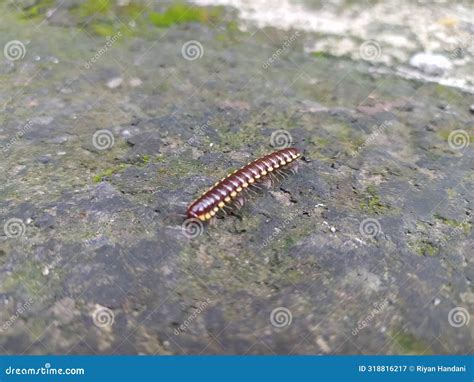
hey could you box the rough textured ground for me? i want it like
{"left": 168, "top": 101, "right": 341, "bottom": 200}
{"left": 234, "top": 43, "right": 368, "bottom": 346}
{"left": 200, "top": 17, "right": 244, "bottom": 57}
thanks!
{"left": 0, "top": 1, "right": 472, "bottom": 355}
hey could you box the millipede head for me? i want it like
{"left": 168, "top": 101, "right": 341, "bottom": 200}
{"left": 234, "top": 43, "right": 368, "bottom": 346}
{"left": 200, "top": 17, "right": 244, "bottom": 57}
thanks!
{"left": 186, "top": 210, "right": 199, "bottom": 220}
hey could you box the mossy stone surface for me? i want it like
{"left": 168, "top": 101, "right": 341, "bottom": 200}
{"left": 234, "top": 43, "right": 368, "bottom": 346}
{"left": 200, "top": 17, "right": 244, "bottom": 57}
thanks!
{"left": 0, "top": 1, "right": 472, "bottom": 355}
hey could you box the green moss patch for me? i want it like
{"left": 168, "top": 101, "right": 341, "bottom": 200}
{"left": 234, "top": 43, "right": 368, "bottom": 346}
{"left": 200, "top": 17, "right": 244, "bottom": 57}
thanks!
{"left": 359, "top": 185, "right": 390, "bottom": 214}
{"left": 149, "top": 4, "right": 222, "bottom": 28}
{"left": 92, "top": 164, "right": 128, "bottom": 183}
{"left": 390, "top": 331, "right": 432, "bottom": 354}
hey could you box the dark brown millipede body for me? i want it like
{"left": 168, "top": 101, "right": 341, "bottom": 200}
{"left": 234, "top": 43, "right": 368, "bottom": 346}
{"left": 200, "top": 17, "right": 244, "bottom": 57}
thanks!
{"left": 186, "top": 148, "right": 301, "bottom": 222}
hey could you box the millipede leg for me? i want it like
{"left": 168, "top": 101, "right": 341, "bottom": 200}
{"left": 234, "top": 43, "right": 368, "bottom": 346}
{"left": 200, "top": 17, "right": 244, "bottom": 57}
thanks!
{"left": 234, "top": 196, "right": 245, "bottom": 209}
{"left": 277, "top": 168, "right": 290, "bottom": 177}
{"left": 216, "top": 208, "right": 228, "bottom": 218}
{"left": 290, "top": 162, "right": 300, "bottom": 174}
{"left": 261, "top": 177, "right": 273, "bottom": 189}
{"left": 222, "top": 205, "right": 234, "bottom": 214}
{"left": 273, "top": 170, "right": 287, "bottom": 181}
{"left": 246, "top": 188, "right": 259, "bottom": 197}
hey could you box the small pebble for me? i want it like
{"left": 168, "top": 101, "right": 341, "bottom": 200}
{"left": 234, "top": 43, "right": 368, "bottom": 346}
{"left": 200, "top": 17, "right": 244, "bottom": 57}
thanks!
{"left": 121, "top": 129, "right": 132, "bottom": 138}
{"left": 409, "top": 53, "right": 452, "bottom": 76}
{"left": 37, "top": 155, "right": 51, "bottom": 164}
{"left": 31, "top": 116, "right": 54, "bottom": 125}
{"left": 433, "top": 298, "right": 441, "bottom": 306}
{"left": 50, "top": 135, "right": 68, "bottom": 144}
{"left": 107, "top": 77, "right": 123, "bottom": 89}
{"left": 129, "top": 78, "right": 142, "bottom": 87}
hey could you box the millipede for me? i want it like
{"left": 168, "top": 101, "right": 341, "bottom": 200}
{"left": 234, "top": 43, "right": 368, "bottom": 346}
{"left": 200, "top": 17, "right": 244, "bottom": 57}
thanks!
{"left": 186, "top": 147, "right": 301, "bottom": 222}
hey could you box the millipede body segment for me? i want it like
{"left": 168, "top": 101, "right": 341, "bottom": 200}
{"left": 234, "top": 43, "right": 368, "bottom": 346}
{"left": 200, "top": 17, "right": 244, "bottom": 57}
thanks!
{"left": 186, "top": 148, "right": 301, "bottom": 221}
